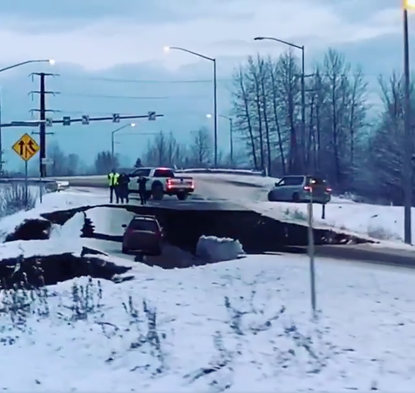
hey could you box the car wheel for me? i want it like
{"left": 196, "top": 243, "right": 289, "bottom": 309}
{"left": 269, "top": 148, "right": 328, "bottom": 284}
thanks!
{"left": 177, "top": 192, "right": 187, "bottom": 201}
{"left": 122, "top": 246, "right": 129, "bottom": 254}
{"left": 152, "top": 184, "right": 164, "bottom": 200}
{"left": 267, "top": 191, "right": 276, "bottom": 202}
{"left": 292, "top": 192, "right": 300, "bottom": 202}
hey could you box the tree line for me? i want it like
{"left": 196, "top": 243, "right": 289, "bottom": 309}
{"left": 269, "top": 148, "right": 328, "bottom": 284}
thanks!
{"left": 230, "top": 48, "right": 415, "bottom": 205}
{"left": 8, "top": 46, "right": 412, "bottom": 205}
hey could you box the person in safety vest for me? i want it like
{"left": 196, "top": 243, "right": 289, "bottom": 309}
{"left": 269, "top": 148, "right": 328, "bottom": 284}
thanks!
{"left": 108, "top": 169, "right": 120, "bottom": 203}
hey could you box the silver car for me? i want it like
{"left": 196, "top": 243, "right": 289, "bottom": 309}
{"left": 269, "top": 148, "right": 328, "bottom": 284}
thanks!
{"left": 267, "top": 175, "right": 332, "bottom": 204}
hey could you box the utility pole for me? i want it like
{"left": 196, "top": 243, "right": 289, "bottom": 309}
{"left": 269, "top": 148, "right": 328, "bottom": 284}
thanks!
{"left": 403, "top": 6, "right": 412, "bottom": 244}
{"left": 0, "top": 86, "right": 3, "bottom": 175}
{"left": 29, "top": 72, "right": 59, "bottom": 177}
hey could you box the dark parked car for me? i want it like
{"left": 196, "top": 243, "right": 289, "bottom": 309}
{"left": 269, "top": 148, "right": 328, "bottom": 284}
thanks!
{"left": 122, "top": 215, "right": 163, "bottom": 256}
{"left": 267, "top": 175, "right": 332, "bottom": 204}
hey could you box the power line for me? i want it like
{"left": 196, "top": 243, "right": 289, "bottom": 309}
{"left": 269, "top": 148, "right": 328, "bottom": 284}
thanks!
{"left": 59, "top": 93, "right": 169, "bottom": 100}
{"left": 56, "top": 93, "right": 216, "bottom": 100}
{"left": 59, "top": 75, "right": 232, "bottom": 84}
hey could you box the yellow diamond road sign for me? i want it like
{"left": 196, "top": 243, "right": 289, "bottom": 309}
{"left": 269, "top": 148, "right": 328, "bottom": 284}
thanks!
{"left": 12, "top": 133, "right": 40, "bottom": 161}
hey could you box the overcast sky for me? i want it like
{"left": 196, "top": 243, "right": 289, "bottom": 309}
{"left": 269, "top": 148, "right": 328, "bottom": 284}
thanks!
{"left": 0, "top": 0, "right": 413, "bottom": 170}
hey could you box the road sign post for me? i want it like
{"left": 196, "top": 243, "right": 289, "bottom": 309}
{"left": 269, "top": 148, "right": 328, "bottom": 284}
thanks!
{"left": 307, "top": 183, "right": 317, "bottom": 319}
{"left": 12, "top": 133, "right": 40, "bottom": 207}
{"left": 24, "top": 160, "right": 28, "bottom": 206}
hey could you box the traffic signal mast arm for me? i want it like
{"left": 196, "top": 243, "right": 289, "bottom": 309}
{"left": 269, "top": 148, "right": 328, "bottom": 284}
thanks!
{"left": 0, "top": 113, "right": 163, "bottom": 128}
{"left": 55, "top": 113, "right": 163, "bottom": 125}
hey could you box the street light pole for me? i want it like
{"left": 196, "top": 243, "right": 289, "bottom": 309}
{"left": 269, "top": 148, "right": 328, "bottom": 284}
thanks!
{"left": 219, "top": 114, "right": 233, "bottom": 166}
{"left": 111, "top": 123, "right": 136, "bottom": 167}
{"left": 165, "top": 46, "right": 218, "bottom": 167}
{"left": 0, "top": 59, "right": 55, "bottom": 74}
{"left": 254, "top": 36, "right": 305, "bottom": 172}
{"left": 403, "top": 2, "right": 412, "bottom": 244}
{"left": 213, "top": 58, "right": 218, "bottom": 167}
{"left": 255, "top": 35, "right": 314, "bottom": 316}
{"left": 0, "top": 59, "right": 54, "bottom": 176}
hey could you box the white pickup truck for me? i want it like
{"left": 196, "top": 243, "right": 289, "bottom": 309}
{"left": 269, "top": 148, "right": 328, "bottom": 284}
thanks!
{"left": 128, "top": 167, "right": 195, "bottom": 201}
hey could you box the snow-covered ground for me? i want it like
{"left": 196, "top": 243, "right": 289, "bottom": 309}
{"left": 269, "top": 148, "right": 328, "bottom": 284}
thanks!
{"left": 1, "top": 180, "right": 415, "bottom": 390}
{"left": 246, "top": 199, "right": 415, "bottom": 245}
{"left": 0, "top": 188, "right": 108, "bottom": 242}
{"left": 193, "top": 173, "right": 415, "bottom": 246}
{"left": 1, "top": 254, "right": 415, "bottom": 391}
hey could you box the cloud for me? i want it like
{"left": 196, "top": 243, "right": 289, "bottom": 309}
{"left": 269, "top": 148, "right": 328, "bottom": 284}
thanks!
{"left": 0, "top": 0, "right": 412, "bottom": 170}
{"left": 0, "top": 0, "right": 406, "bottom": 72}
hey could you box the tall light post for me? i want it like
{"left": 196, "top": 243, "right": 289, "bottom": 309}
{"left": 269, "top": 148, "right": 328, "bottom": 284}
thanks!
{"left": 164, "top": 46, "right": 218, "bottom": 167}
{"left": 0, "top": 59, "right": 55, "bottom": 74}
{"left": 111, "top": 123, "right": 136, "bottom": 167}
{"left": 403, "top": 0, "right": 413, "bottom": 244}
{"left": 0, "top": 59, "right": 54, "bottom": 176}
{"left": 254, "top": 36, "right": 305, "bottom": 172}
{"left": 207, "top": 113, "right": 233, "bottom": 166}
{"left": 255, "top": 36, "right": 314, "bottom": 316}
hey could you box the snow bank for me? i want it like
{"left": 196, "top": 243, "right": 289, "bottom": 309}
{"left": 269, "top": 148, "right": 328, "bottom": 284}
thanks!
{"left": 1, "top": 254, "right": 415, "bottom": 391}
{"left": 247, "top": 200, "right": 415, "bottom": 246}
{"left": 0, "top": 238, "right": 86, "bottom": 260}
{"left": 50, "top": 211, "right": 85, "bottom": 239}
{"left": 196, "top": 235, "right": 244, "bottom": 262}
{"left": 178, "top": 168, "right": 263, "bottom": 175}
{"left": 86, "top": 206, "right": 135, "bottom": 236}
{"left": 0, "top": 190, "right": 108, "bottom": 242}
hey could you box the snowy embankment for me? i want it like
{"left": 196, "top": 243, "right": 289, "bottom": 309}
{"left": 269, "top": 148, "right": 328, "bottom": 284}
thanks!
{"left": 1, "top": 185, "right": 415, "bottom": 390}
{"left": 2, "top": 255, "right": 415, "bottom": 391}
{"left": 193, "top": 172, "right": 415, "bottom": 246}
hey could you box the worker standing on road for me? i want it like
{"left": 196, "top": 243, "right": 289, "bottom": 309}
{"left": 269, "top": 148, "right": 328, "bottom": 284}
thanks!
{"left": 118, "top": 172, "right": 130, "bottom": 204}
{"left": 138, "top": 175, "right": 148, "bottom": 205}
{"left": 108, "top": 168, "right": 120, "bottom": 203}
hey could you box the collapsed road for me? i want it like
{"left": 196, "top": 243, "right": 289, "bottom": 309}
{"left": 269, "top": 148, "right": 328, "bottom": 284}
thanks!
{"left": 1, "top": 201, "right": 415, "bottom": 289}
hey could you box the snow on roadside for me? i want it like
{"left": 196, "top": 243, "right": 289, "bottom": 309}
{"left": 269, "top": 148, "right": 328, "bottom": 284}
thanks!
{"left": 86, "top": 206, "right": 134, "bottom": 236}
{"left": 247, "top": 200, "right": 415, "bottom": 247}
{"left": 0, "top": 190, "right": 108, "bottom": 242}
{"left": 1, "top": 253, "right": 415, "bottom": 391}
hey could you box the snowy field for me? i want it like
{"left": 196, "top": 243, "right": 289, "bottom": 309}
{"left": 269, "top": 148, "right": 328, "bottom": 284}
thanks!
{"left": 1, "top": 187, "right": 415, "bottom": 390}
{"left": 1, "top": 254, "right": 415, "bottom": 391}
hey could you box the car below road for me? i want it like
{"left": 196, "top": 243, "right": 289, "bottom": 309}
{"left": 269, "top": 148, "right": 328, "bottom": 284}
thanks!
{"left": 267, "top": 175, "right": 331, "bottom": 204}
{"left": 122, "top": 215, "right": 163, "bottom": 256}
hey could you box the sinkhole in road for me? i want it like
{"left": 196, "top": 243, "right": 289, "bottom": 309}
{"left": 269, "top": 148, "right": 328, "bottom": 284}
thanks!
{"left": 1, "top": 204, "right": 371, "bottom": 287}
{"left": 40, "top": 204, "right": 368, "bottom": 254}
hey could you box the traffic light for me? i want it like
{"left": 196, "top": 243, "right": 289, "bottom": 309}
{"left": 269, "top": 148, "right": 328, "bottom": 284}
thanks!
{"left": 148, "top": 111, "right": 156, "bottom": 120}
{"left": 82, "top": 115, "right": 89, "bottom": 125}
{"left": 63, "top": 116, "right": 71, "bottom": 126}
{"left": 46, "top": 118, "right": 53, "bottom": 127}
{"left": 112, "top": 113, "right": 120, "bottom": 123}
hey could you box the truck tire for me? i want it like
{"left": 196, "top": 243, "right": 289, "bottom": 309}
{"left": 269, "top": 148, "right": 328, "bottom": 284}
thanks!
{"left": 152, "top": 182, "right": 164, "bottom": 200}
{"left": 177, "top": 192, "right": 188, "bottom": 201}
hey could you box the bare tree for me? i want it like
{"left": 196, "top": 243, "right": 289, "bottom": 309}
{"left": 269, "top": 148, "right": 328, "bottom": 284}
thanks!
{"left": 66, "top": 153, "right": 80, "bottom": 176}
{"left": 95, "top": 151, "right": 116, "bottom": 174}
{"left": 190, "top": 127, "right": 212, "bottom": 166}
{"left": 47, "top": 142, "right": 68, "bottom": 176}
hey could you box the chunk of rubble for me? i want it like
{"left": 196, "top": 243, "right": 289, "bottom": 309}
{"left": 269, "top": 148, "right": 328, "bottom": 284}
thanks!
{"left": 196, "top": 235, "right": 245, "bottom": 263}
